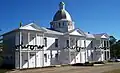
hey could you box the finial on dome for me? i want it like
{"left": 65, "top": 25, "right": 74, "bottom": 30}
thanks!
{"left": 19, "top": 21, "right": 22, "bottom": 27}
{"left": 59, "top": 2, "right": 65, "bottom": 10}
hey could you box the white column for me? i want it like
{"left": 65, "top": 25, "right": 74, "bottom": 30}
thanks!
{"left": 56, "top": 37, "right": 59, "bottom": 64}
{"left": 109, "top": 50, "right": 110, "bottom": 59}
{"left": 75, "top": 38, "right": 77, "bottom": 63}
{"left": 19, "top": 31, "right": 22, "bottom": 69}
{"left": 101, "top": 39, "right": 103, "bottom": 47}
{"left": 104, "top": 40, "right": 106, "bottom": 60}
{"left": 27, "top": 32, "right": 30, "bottom": 68}
{"left": 106, "top": 40, "right": 107, "bottom": 48}
{"left": 42, "top": 33, "right": 44, "bottom": 67}
{"left": 87, "top": 39, "right": 89, "bottom": 62}
{"left": 100, "top": 39, "right": 102, "bottom": 61}
{"left": 79, "top": 39, "right": 81, "bottom": 62}
{"left": 35, "top": 33, "right": 37, "bottom": 67}
{"left": 103, "top": 40, "right": 104, "bottom": 47}
{"left": 108, "top": 40, "right": 110, "bottom": 59}
{"left": 102, "top": 39, "right": 105, "bottom": 60}
{"left": 105, "top": 40, "right": 108, "bottom": 60}
{"left": 84, "top": 39, "right": 86, "bottom": 62}
{"left": 69, "top": 36, "right": 71, "bottom": 64}
{"left": 106, "top": 51, "right": 108, "bottom": 60}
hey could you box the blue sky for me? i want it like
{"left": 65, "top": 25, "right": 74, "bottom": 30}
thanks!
{"left": 0, "top": 0, "right": 120, "bottom": 39}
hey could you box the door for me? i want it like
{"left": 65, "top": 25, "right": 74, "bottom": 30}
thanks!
{"left": 75, "top": 52, "right": 81, "bottom": 63}
{"left": 29, "top": 52, "right": 35, "bottom": 68}
{"left": 22, "top": 52, "right": 28, "bottom": 68}
{"left": 36, "top": 51, "right": 43, "bottom": 67}
{"left": 80, "top": 51, "right": 85, "bottom": 63}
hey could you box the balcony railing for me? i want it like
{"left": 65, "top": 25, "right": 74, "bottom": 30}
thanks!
{"left": 63, "top": 46, "right": 86, "bottom": 52}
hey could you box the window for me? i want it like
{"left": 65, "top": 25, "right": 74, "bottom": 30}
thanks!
{"left": 107, "top": 41, "right": 109, "bottom": 47}
{"left": 107, "top": 51, "right": 109, "bottom": 59}
{"left": 105, "top": 51, "right": 107, "bottom": 60}
{"left": 44, "top": 38, "right": 47, "bottom": 47}
{"left": 55, "top": 39, "right": 58, "bottom": 47}
{"left": 91, "top": 52, "right": 93, "bottom": 61}
{"left": 76, "top": 40, "right": 78, "bottom": 46}
{"left": 66, "top": 40, "right": 69, "bottom": 47}
{"left": 21, "top": 35, "right": 23, "bottom": 45}
{"left": 104, "top": 40, "right": 106, "bottom": 47}
{"left": 91, "top": 41, "right": 93, "bottom": 48}
{"left": 48, "top": 55, "right": 49, "bottom": 59}
{"left": 84, "top": 40, "right": 86, "bottom": 48}
{"left": 44, "top": 54, "right": 47, "bottom": 62}
{"left": 55, "top": 53, "right": 58, "bottom": 60}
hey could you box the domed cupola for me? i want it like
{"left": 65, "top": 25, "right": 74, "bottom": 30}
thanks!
{"left": 53, "top": 2, "right": 72, "bottom": 21}
{"left": 50, "top": 2, "right": 75, "bottom": 32}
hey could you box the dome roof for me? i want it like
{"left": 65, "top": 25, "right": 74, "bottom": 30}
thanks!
{"left": 53, "top": 10, "right": 72, "bottom": 21}
{"left": 53, "top": 2, "right": 72, "bottom": 21}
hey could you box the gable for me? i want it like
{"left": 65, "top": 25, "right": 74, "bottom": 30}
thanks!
{"left": 20, "top": 25, "right": 37, "bottom": 30}
{"left": 65, "top": 29, "right": 85, "bottom": 36}
{"left": 101, "top": 35, "right": 108, "bottom": 38}
{"left": 69, "top": 30, "right": 82, "bottom": 36}
{"left": 19, "top": 23, "right": 46, "bottom": 32}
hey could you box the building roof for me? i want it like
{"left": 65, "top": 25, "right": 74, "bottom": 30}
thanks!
{"left": 64, "top": 28, "right": 86, "bottom": 37}
{"left": 2, "top": 23, "right": 46, "bottom": 36}
{"left": 85, "top": 32, "right": 95, "bottom": 39}
{"left": 53, "top": 10, "right": 72, "bottom": 21}
{"left": 19, "top": 23, "right": 46, "bottom": 32}
{"left": 93, "top": 33, "right": 109, "bottom": 39}
{"left": 41, "top": 27, "right": 63, "bottom": 35}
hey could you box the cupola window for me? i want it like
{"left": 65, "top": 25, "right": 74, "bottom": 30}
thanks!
{"left": 59, "top": 23, "right": 60, "bottom": 27}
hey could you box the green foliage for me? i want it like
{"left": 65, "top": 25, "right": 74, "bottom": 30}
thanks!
{"left": 109, "top": 36, "right": 116, "bottom": 46}
{"left": 110, "top": 36, "right": 120, "bottom": 58}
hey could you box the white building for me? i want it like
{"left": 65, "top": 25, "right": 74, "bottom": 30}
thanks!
{"left": 2, "top": 2, "right": 110, "bottom": 69}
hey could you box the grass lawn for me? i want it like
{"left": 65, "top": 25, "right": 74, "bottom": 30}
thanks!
{"left": 0, "top": 69, "right": 8, "bottom": 73}
{"left": 103, "top": 68, "right": 120, "bottom": 73}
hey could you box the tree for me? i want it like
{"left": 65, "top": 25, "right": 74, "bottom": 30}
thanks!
{"left": 110, "top": 36, "right": 120, "bottom": 58}
{"left": 109, "top": 36, "right": 116, "bottom": 46}
{"left": 109, "top": 36, "right": 117, "bottom": 58}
